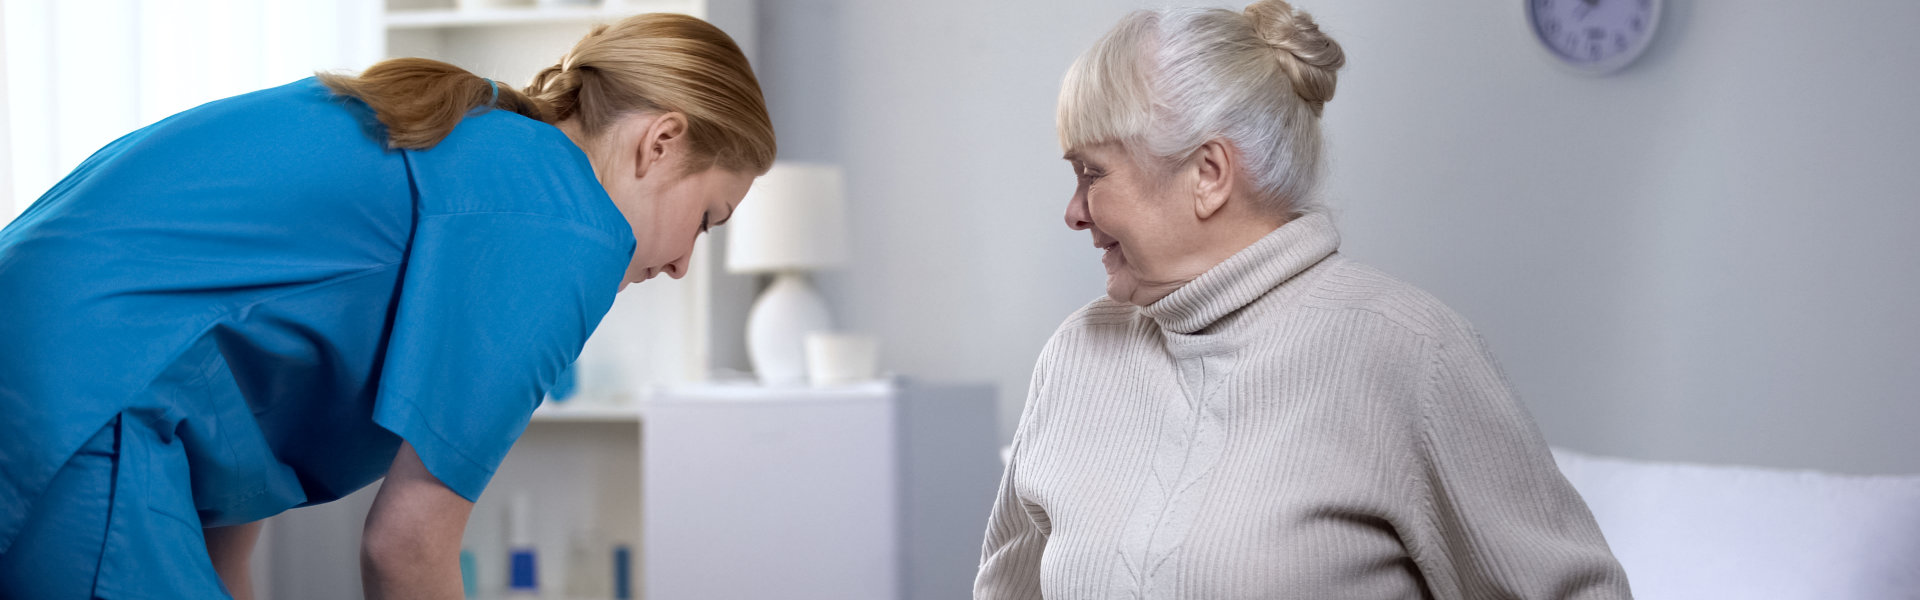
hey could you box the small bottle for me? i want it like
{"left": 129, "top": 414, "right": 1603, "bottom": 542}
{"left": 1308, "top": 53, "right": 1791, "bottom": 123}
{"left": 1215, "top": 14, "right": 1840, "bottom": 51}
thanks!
{"left": 505, "top": 493, "right": 541, "bottom": 599}
{"left": 564, "top": 528, "right": 608, "bottom": 598}
{"left": 459, "top": 548, "right": 479, "bottom": 599}
{"left": 612, "top": 544, "right": 634, "bottom": 600}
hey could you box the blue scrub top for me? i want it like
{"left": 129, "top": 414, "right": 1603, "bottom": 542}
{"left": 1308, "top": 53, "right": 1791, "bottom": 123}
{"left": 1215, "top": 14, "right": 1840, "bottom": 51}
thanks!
{"left": 0, "top": 77, "right": 636, "bottom": 551}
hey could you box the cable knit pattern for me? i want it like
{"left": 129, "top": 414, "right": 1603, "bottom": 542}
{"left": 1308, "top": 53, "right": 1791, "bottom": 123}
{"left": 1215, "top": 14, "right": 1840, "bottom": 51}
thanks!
{"left": 975, "top": 213, "right": 1632, "bottom": 599}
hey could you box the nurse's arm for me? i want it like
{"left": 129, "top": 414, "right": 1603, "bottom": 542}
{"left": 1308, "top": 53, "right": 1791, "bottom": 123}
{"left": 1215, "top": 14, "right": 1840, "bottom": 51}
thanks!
{"left": 204, "top": 521, "right": 263, "bottom": 600}
{"left": 361, "top": 441, "right": 473, "bottom": 600}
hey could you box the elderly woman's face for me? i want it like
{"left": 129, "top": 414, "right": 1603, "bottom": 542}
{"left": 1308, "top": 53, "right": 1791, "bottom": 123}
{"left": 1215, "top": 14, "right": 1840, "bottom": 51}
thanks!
{"left": 1064, "top": 142, "right": 1211, "bottom": 306}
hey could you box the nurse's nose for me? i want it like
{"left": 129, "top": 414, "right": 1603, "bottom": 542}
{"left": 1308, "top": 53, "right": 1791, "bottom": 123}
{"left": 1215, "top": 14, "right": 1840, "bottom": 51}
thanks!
{"left": 662, "top": 255, "right": 691, "bottom": 280}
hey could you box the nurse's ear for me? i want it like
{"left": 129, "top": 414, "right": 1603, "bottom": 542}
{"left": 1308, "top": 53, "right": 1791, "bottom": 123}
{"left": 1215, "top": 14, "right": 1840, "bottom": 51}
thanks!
{"left": 632, "top": 111, "right": 690, "bottom": 181}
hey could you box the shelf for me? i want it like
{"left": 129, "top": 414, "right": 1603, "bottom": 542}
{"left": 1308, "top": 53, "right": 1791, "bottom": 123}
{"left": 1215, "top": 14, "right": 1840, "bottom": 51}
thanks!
{"left": 653, "top": 380, "right": 896, "bottom": 402}
{"left": 385, "top": 1, "right": 700, "bottom": 30}
{"left": 528, "top": 380, "right": 896, "bottom": 422}
{"left": 530, "top": 401, "right": 644, "bottom": 423}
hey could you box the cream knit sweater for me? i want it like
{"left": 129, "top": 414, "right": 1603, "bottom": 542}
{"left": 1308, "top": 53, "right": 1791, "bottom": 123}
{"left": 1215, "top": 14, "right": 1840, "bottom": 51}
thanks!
{"left": 975, "top": 213, "right": 1632, "bottom": 599}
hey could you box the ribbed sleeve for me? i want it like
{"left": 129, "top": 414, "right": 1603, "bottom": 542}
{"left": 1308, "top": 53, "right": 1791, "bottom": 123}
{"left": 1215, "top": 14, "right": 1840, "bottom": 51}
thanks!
{"left": 975, "top": 337, "right": 1055, "bottom": 599}
{"left": 1406, "top": 332, "right": 1632, "bottom": 599}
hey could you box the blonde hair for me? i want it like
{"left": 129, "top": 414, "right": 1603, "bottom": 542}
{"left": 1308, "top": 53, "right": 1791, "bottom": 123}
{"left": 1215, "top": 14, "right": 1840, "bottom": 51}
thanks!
{"left": 319, "top": 13, "right": 775, "bottom": 175}
{"left": 1058, "top": 0, "right": 1344, "bottom": 216}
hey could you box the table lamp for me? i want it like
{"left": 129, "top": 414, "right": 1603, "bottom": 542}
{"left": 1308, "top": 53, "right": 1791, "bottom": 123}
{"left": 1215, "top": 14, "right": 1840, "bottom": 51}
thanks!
{"left": 726, "top": 163, "right": 850, "bottom": 386}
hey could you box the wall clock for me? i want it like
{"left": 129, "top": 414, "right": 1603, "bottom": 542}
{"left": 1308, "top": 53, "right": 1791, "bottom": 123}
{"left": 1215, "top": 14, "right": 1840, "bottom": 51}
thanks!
{"left": 1527, "top": 0, "right": 1663, "bottom": 74}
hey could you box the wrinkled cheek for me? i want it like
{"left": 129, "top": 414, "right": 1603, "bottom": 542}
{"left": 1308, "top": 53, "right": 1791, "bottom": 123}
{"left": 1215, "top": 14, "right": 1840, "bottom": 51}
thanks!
{"left": 1104, "top": 267, "right": 1134, "bottom": 297}
{"left": 1085, "top": 192, "right": 1113, "bottom": 228}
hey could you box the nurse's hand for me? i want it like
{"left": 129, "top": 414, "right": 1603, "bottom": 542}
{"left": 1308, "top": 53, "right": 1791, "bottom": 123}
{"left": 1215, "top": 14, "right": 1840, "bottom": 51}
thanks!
{"left": 361, "top": 441, "right": 474, "bottom": 600}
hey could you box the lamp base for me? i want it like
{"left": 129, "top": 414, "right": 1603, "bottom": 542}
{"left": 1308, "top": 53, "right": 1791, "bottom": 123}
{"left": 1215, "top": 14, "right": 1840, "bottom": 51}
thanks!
{"left": 746, "top": 272, "right": 832, "bottom": 386}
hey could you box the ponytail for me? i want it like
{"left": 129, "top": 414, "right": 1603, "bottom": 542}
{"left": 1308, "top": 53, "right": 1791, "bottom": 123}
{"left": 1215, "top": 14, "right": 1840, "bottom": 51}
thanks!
{"left": 319, "top": 12, "right": 774, "bottom": 174}
{"left": 317, "top": 58, "right": 556, "bottom": 150}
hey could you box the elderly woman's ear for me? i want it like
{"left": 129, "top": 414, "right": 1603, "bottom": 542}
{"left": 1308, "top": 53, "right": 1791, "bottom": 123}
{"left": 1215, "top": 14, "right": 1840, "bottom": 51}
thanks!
{"left": 1189, "top": 139, "right": 1238, "bottom": 221}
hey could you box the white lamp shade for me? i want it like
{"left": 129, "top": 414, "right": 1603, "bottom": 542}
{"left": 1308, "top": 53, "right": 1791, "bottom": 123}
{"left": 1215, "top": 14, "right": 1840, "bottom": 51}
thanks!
{"left": 726, "top": 162, "right": 850, "bottom": 273}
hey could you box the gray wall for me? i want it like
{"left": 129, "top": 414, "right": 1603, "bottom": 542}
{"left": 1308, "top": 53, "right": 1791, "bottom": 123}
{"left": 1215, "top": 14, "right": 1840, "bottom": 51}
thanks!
{"left": 755, "top": 0, "right": 1132, "bottom": 442}
{"left": 700, "top": 0, "right": 762, "bottom": 376}
{"left": 756, "top": 0, "right": 1920, "bottom": 475}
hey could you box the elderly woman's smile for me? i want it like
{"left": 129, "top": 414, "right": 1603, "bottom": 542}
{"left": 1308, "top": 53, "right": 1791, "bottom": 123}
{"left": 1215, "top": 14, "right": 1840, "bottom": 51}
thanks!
{"left": 1097, "top": 237, "right": 1121, "bottom": 271}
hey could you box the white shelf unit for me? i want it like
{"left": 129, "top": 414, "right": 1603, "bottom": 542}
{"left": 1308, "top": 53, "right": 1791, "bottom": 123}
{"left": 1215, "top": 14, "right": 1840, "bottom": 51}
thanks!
{"left": 265, "top": 381, "right": 1002, "bottom": 600}
{"left": 381, "top": 0, "right": 709, "bottom": 84}
{"left": 462, "top": 382, "right": 907, "bottom": 600}
{"left": 475, "top": 416, "right": 646, "bottom": 599}
{"left": 387, "top": 1, "right": 704, "bottom": 29}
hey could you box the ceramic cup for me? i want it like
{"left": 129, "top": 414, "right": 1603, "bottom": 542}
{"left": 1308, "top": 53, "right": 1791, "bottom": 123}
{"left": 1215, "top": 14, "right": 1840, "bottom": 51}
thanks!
{"left": 804, "top": 332, "right": 879, "bottom": 387}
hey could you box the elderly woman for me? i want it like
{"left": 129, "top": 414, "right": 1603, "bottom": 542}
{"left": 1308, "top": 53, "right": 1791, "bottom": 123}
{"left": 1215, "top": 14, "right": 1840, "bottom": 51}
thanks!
{"left": 975, "top": 2, "right": 1632, "bottom": 599}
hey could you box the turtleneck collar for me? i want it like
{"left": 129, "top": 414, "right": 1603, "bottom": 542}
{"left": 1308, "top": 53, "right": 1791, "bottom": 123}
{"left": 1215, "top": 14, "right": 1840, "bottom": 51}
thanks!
{"left": 1138, "top": 212, "right": 1341, "bottom": 336}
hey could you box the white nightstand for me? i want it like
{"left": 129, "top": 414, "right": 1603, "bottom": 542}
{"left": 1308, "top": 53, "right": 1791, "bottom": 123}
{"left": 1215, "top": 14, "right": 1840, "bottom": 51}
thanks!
{"left": 641, "top": 381, "right": 899, "bottom": 600}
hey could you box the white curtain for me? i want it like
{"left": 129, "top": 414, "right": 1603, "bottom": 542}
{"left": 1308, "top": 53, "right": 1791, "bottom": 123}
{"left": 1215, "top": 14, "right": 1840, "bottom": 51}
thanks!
{"left": 2, "top": 0, "right": 383, "bottom": 219}
{"left": 1, "top": 1, "right": 12, "bottom": 218}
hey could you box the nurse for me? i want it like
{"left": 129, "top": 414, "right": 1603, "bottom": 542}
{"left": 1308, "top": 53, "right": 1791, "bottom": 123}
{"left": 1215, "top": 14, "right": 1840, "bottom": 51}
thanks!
{"left": 0, "top": 13, "right": 772, "bottom": 600}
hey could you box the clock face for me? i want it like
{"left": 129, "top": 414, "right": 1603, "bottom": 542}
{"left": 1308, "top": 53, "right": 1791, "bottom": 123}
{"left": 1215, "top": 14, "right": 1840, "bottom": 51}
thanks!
{"left": 1528, "top": 0, "right": 1661, "bottom": 73}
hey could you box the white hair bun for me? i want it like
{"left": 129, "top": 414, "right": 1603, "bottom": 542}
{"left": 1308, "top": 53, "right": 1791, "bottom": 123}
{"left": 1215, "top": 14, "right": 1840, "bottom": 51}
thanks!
{"left": 1243, "top": 0, "right": 1345, "bottom": 115}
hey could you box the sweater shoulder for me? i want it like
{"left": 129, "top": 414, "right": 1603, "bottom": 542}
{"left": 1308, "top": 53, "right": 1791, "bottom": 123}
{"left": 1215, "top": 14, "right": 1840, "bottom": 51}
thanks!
{"left": 1300, "top": 257, "right": 1481, "bottom": 345}
{"left": 1061, "top": 295, "right": 1138, "bottom": 329}
{"left": 1034, "top": 295, "right": 1147, "bottom": 364}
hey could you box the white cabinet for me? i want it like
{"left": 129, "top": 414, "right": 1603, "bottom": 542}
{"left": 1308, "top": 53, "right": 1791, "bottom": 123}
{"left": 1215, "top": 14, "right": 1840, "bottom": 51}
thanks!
{"left": 632, "top": 381, "right": 1004, "bottom": 599}
{"left": 640, "top": 384, "right": 900, "bottom": 600}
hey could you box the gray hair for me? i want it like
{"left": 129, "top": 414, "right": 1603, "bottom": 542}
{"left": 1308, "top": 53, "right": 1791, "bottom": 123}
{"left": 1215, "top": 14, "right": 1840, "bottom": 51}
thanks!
{"left": 1058, "top": 0, "right": 1345, "bottom": 216}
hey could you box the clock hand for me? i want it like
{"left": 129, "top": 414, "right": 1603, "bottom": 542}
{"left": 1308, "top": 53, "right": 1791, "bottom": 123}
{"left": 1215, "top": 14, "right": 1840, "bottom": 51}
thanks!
{"left": 1576, "top": 0, "right": 1600, "bottom": 20}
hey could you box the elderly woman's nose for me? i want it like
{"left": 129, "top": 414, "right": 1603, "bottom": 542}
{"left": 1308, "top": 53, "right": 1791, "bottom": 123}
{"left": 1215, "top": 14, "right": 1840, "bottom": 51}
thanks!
{"left": 1066, "top": 193, "right": 1094, "bottom": 231}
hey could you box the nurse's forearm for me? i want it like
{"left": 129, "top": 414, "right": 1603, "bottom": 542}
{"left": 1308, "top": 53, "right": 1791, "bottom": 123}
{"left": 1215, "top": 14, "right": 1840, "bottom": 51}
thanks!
{"left": 361, "top": 547, "right": 463, "bottom": 599}
{"left": 361, "top": 441, "right": 474, "bottom": 600}
{"left": 204, "top": 521, "right": 263, "bottom": 600}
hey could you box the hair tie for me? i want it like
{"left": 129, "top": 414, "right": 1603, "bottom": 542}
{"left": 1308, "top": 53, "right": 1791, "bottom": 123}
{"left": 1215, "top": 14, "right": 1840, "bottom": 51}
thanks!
{"left": 485, "top": 78, "right": 499, "bottom": 107}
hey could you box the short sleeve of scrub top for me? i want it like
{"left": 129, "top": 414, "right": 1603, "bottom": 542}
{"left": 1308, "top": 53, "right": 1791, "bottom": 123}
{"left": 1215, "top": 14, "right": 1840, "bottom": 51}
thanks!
{"left": 370, "top": 104, "right": 635, "bottom": 502}
{"left": 373, "top": 212, "right": 631, "bottom": 501}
